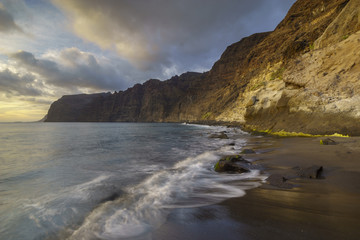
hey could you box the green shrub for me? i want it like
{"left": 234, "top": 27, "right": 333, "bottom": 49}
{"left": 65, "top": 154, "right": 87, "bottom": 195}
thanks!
{"left": 309, "top": 43, "right": 314, "bottom": 51}
{"left": 270, "top": 67, "right": 285, "bottom": 80}
{"left": 249, "top": 81, "right": 266, "bottom": 91}
{"left": 201, "top": 112, "right": 212, "bottom": 120}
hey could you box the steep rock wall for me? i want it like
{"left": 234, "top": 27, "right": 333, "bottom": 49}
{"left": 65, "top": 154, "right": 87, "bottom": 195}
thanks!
{"left": 46, "top": 0, "right": 360, "bottom": 135}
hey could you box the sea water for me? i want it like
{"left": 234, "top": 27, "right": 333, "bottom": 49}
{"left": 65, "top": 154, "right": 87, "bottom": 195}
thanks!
{"left": 0, "top": 122, "right": 266, "bottom": 239}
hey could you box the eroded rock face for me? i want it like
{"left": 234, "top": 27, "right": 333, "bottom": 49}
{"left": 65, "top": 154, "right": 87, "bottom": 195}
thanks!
{"left": 244, "top": 28, "right": 360, "bottom": 135}
{"left": 45, "top": 0, "right": 360, "bottom": 136}
{"left": 315, "top": 0, "right": 360, "bottom": 49}
{"left": 46, "top": 72, "right": 205, "bottom": 122}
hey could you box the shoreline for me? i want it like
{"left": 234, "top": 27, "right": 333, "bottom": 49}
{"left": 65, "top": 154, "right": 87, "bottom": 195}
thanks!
{"left": 153, "top": 135, "right": 360, "bottom": 239}
{"left": 40, "top": 120, "right": 358, "bottom": 137}
{"left": 192, "top": 120, "right": 354, "bottom": 137}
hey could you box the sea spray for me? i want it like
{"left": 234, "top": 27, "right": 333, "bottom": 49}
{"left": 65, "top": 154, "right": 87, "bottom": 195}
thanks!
{"left": 68, "top": 147, "right": 266, "bottom": 239}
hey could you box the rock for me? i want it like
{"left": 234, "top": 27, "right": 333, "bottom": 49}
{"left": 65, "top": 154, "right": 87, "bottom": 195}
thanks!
{"left": 297, "top": 165, "right": 324, "bottom": 179}
{"left": 209, "top": 132, "right": 229, "bottom": 139}
{"left": 214, "top": 155, "right": 251, "bottom": 174}
{"left": 267, "top": 174, "right": 293, "bottom": 189}
{"left": 100, "top": 192, "right": 121, "bottom": 203}
{"left": 246, "top": 96, "right": 258, "bottom": 107}
{"left": 320, "top": 138, "right": 337, "bottom": 145}
{"left": 241, "top": 149, "right": 256, "bottom": 154}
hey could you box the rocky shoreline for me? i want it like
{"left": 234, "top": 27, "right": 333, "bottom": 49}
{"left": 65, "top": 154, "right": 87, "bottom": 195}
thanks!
{"left": 213, "top": 133, "right": 341, "bottom": 190}
{"left": 151, "top": 133, "right": 360, "bottom": 239}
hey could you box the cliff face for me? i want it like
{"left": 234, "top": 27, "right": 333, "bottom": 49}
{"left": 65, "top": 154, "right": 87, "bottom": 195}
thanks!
{"left": 46, "top": 0, "right": 360, "bottom": 135}
{"left": 239, "top": 0, "right": 360, "bottom": 135}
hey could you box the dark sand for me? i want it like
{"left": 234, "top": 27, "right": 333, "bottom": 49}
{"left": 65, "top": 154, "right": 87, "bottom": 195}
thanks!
{"left": 153, "top": 136, "right": 360, "bottom": 240}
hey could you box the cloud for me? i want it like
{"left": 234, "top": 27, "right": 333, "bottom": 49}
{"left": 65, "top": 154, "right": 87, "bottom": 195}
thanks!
{"left": 53, "top": 0, "right": 296, "bottom": 72}
{"left": 0, "top": 68, "right": 42, "bottom": 96}
{"left": 19, "top": 97, "right": 53, "bottom": 105}
{"left": 9, "top": 48, "right": 131, "bottom": 92}
{"left": 0, "top": 3, "right": 23, "bottom": 33}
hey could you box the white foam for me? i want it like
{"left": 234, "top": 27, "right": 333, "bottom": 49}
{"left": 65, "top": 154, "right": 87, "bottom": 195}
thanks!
{"left": 70, "top": 175, "right": 110, "bottom": 200}
{"left": 22, "top": 174, "right": 112, "bottom": 232}
{"left": 67, "top": 147, "right": 266, "bottom": 239}
{"left": 181, "top": 123, "right": 211, "bottom": 128}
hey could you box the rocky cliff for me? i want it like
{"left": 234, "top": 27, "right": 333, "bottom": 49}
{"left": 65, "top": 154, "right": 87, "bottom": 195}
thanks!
{"left": 45, "top": 0, "right": 360, "bottom": 136}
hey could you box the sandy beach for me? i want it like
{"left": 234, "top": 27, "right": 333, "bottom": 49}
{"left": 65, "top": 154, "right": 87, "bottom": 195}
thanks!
{"left": 153, "top": 135, "right": 360, "bottom": 240}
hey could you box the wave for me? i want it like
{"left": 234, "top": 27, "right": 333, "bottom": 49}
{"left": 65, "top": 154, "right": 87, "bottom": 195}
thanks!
{"left": 182, "top": 122, "right": 248, "bottom": 135}
{"left": 67, "top": 146, "right": 266, "bottom": 240}
{"left": 22, "top": 174, "right": 122, "bottom": 237}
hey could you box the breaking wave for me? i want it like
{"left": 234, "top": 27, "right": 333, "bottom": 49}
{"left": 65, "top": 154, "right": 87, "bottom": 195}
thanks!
{"left": 67, "top": 146, "right": 266, "bottom": 240}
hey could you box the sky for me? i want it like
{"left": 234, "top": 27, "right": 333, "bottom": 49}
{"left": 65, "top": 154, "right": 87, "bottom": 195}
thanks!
{"left": 0, "top": 0, "right": 296, "bottom": 122}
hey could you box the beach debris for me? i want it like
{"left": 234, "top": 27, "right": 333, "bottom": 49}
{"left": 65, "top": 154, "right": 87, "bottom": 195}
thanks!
{"left": 241, "top": 148, "right": 256, "bottom": 154}
{"left": 209, "top": 132, "right": 229, "bottom": 139}
{"left": 214, "top": 155, "right": 250, "bottom": 173}
{"left": 297, "top": 165, "right": 324, "bottom": 179}
{"left": 320, "top": 138, "right": 337, "bottom": 145}
{"left": 267, "top": 174, "right": 293, "bottom": 189}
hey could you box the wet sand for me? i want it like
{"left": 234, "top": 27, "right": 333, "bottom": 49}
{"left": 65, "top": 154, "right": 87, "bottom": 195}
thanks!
{"left": 153, "top": 136, "right": 360, "bottom": 240}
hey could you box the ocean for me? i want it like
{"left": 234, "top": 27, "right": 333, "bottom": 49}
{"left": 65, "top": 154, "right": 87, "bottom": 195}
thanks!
{"left": 0, "top": 122, "right": 266, "bottom": 240}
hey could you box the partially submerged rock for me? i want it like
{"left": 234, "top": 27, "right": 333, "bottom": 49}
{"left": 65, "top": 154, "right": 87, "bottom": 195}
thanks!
{"left": 267, "top": 174, "right": 293, "bottom": 189}
{"left": 266, "top": 165, "right": 324, "bottom": 189}
{"left": 241, "top": 149, "right": 256, "bottom": 154}
{"left": 214, "top": 155, "right": 251, "bottom": 173}
{"left": 100, "top": 192, "right": 121, "bottom": 203}
{"left": 209, "top": 132, "right": 229, "bottom": 139}
{"left": 296, "top": 165, "right": 324, "bottom": 179}
{"left": 320, "top": 138, "right": 337, "bottom": 145}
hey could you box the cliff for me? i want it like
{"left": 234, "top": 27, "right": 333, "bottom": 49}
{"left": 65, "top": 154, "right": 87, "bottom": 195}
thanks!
{"left": 45, "top": 0, "right": 360, "bottom": 136}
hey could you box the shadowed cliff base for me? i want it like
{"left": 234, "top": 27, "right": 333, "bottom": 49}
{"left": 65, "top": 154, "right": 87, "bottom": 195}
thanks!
{"left": 244, "top": 110, "right": 360, "bottom": 136}
{"left": 45, "top": 0, "right": 360, "bottom": 136}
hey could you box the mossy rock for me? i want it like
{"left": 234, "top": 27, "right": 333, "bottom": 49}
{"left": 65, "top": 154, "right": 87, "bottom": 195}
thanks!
{"left": 214, "top": 155, "right": 251, "bottom": 173}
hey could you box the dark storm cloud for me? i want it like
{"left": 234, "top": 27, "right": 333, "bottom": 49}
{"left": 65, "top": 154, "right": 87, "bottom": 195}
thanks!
{"left": 0, "top": 4, "right": 23, "bottom": 33}
{"left": 0, "top": 68, "right": 41, "bottom": 96}
{"left": 10, "top": 49, "right": 131, "bottom": 92}
{"left": 53, "top": 0, "right": 296, "bottom": 74}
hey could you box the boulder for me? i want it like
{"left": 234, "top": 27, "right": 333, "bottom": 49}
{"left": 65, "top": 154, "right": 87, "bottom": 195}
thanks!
{"left": 209, "top": 132, "right": 229, "bottom": 139}
{"left": 320, "top": 138, "right": 337, "bottom": 145}
{"left": 267, "top": 174, "right": 293, "bottom": 189}
{"left": 241, "top": 149, "right": 256, "bottom": 154}
{"left": 297, "top": 165, "right": 324, "bottom": 179}
{"left": 214, "top": 155, "right": 251, "bottom": 174}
